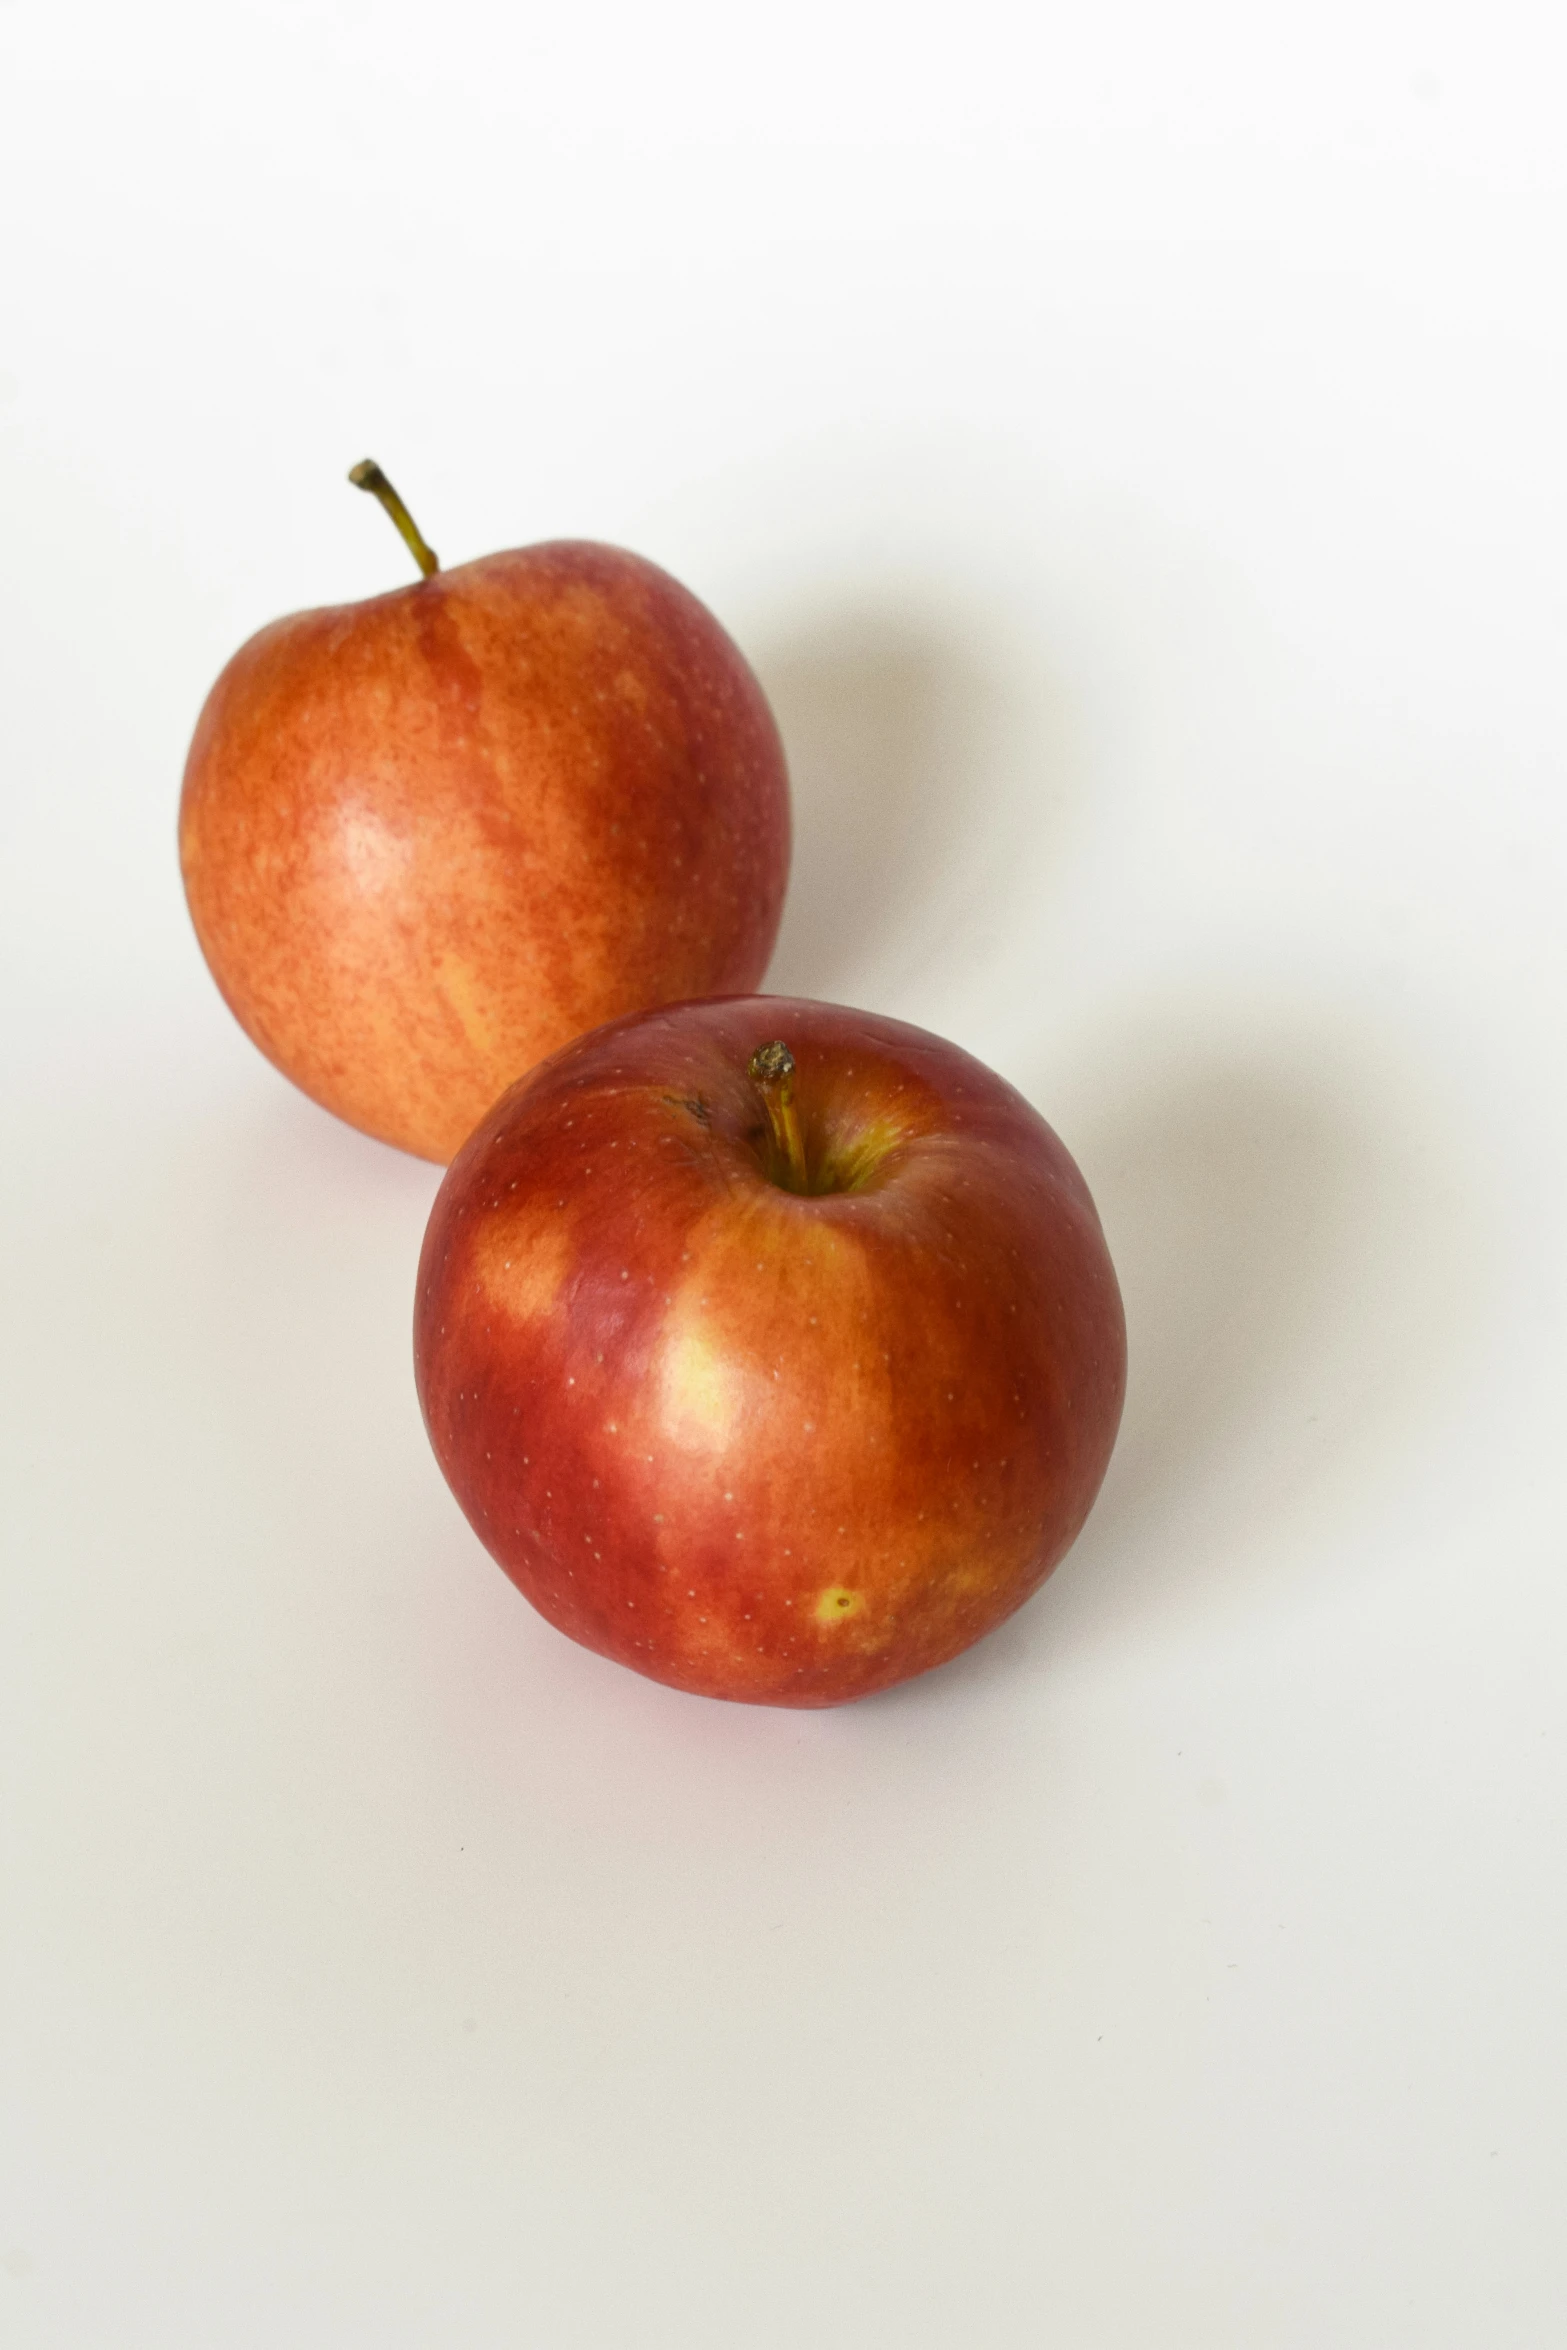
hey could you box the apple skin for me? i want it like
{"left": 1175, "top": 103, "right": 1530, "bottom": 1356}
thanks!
{"left": 414, "top": 996, "right": 1125, "bottom": 1708}
{"left": 179, "top": 542, "right": 790, "bottom": 1163}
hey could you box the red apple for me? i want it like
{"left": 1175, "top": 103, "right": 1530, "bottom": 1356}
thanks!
{"left": 179, "top": 463, "right": 790, "bottom": 1163}
{"left": 415, "top": 996, "right": 1125, "bottom": 1707}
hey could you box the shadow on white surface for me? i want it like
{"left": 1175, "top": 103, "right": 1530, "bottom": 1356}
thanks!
{"left": 758, "top": 608, "right": 1064, "bottom": 1005}
{"left": 1072, "top": 1058, "right": 1384, "bottom": 1562}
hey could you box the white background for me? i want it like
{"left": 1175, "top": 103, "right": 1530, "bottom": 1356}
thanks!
{"left": 3, "top": 2, "right": 1565, "bottom": 2342}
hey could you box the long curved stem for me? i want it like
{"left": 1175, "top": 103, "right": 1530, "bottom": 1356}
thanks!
{"left": 348, "top": 460, "right": 440, "bottom": 578}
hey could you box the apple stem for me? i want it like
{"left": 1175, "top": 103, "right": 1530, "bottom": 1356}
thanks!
{"left": 348, "top": 460, "right": 440, "bottom": 579}
{"left": 748, "top": 1040, "right": 809, "bottom": 1192}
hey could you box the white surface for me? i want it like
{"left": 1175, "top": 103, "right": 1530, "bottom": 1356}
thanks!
{"left": 3, "top": 3, "right": 1565, "bottom": 2342}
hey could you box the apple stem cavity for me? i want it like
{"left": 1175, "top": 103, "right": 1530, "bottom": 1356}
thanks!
{"left": 348, "top": 459, "right": 440, "bottom": 579}
{"left": 747, "top": 1040, "right": 810, "bottom": 1192}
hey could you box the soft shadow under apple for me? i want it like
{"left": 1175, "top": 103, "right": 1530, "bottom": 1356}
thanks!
{"left": 756, "top": 611, "right": 1065, "bottom": 1004}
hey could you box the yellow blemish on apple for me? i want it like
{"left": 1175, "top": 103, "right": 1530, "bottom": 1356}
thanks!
{"left": 815, "top": 1586, "right": 864, "bottom": 1626}
{"left": 436, "top": 953, "right": 498, "bottom": 1054}
{"left": 658, "top": 1319, "right": 743, "bottom": 1451}
{"left": 473, "top": 1214, "right": 572, "bottom": 1321}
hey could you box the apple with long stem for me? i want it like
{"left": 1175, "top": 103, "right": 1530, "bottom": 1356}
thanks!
{"left": 415, "top": 996, "right": 1125, "bottom": 1707}
{"left": 179, "top": 464, "right": 791, "bottom": 1162}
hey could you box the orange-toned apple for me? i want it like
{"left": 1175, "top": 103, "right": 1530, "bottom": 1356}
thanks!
{"left": 415, "top": 996, "right": 1126, "bottom": 1707}
{"left": 179, "top": 464, "right": 790, "bottom": 1162}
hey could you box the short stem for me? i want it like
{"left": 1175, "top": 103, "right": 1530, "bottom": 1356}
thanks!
{"left": 748, "top": 1040, "right": 809, "bottom": 1191}
{"left": 348, "top": 459, "right": 440, "bottom": 578}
